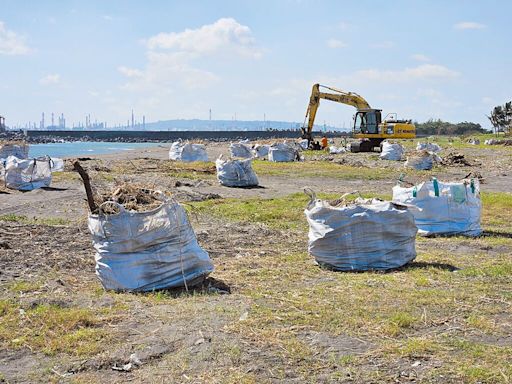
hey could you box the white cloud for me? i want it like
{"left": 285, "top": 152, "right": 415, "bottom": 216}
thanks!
{"left": 370, "top": 41, "right": 395, "bottom": 49}
{"left": 118, "top": 66, "right": 143, "bottom": 78}
{"left": 326, "top": 38, "right": 347, "bottom": 49}
{"left": 356, "top": 64, "right": 459, "bottom": 82}
{"left": 119, "top": 18, "right": 260, "bottom": 95}
{"left": 102, "top": 15, "right": 113, "bottom": 21}
{"left": 145, "top": 17, "right": 261, "bottom": 58}
{"left": 411, "top": 54, "right": 430, "bottom": 62}
{"left": 0, "top": 21, "right": 30, "bottom": 55}
{"left": 39, "top": 74, "right": 60, "bottom": 85}
{"left": 453, "top": 21, "right": 486, "bottom": 30}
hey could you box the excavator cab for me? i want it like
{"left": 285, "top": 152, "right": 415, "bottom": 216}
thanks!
{"left": 354, "top": 109, "right": 381, "bottom": 134}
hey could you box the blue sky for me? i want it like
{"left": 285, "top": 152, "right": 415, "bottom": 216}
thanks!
{"left": 1, "top": 0, "right": 510, "bottom": 129}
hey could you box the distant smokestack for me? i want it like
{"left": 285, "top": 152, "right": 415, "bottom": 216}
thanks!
{"left": 131, "top": 109, "right": 134, "bottom": 128}
{"left": 142, "top": 115, "right": 145, "bottom": 129}
{"left": 51, "top": 113, "right": 54, "bottom": 127}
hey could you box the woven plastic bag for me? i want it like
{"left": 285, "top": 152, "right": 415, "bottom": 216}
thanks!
{"left": 304, "top": 190, "right": 417, "bottom": 271}
{"left": 215, "top": 156, "right": 259, "bottom": 187}
{"left": 169, "top": 141, "right": 208, "bottom": 162}
{"left": 268, "top": 143, "right": 299, "bottom": 162}
{"left": 380, "top": 141, "right": 403, "bottom": 160}
{"left": 88, "top": 195, "right": 214, "bottom": 291}
{"left": 230, "top": 143, "right": 253, "bottom": 159}
{"left": 393, "top": 178, "right": 481, "bottom": 236}
{"left": 3, "top": 156, "right": 52, "bottom": 191}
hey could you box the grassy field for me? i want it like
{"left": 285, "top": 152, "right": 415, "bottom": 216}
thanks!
{"left": 1, "top": 143, "right": 511, "bottom": 383}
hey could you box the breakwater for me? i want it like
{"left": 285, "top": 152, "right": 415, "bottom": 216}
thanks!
{"left": 25, "top": 130, "right": 347, "bottom": 143}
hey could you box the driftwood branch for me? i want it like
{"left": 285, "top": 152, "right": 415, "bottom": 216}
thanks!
{"left": 72, "top": 160, "right": 98, "bottom": 213}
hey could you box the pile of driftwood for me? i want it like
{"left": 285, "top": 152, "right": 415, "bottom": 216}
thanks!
{"left": 73, "top": 160, "right": 165, "bottom": 214}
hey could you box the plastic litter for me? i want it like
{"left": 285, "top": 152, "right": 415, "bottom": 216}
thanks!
{"left": 88, "top": 193, "right": 214, "bottom": 292}
{"left": 2, "top": 156, "right": 52, "bottom": 191}
{"left": 416, "top": 142, "right": 441, "bottom": 152}
{"left": 268, "top": 143, "right": 299, "bottom": 162}
{"left": 392, "top": 178, "right": 481, "bottom": 236}
{"left": 304, "top": 190, "right": 417, "bottom": 271}
{"left": 229, "top": 143, "right": 253, "bottom": 159}
{"left": 169, "top": 141, "right": 208, "bottom": 162}
{"left": 380, "top": 141, "right": 404, "bottom": 161}
{"left": 215, "top": 156, "right": 259, "bottom": 187}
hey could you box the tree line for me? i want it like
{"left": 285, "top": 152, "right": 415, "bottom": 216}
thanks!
{"left": 414, "top": 119, "right": 487, "bottom": 136}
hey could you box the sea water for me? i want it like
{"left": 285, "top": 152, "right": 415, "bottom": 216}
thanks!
{"left": 29, "top": 141, "right": 165, "bottom": 158}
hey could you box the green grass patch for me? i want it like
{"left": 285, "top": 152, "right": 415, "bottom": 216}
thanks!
{"left": 0, "top": 300, "right": 113, "bottom": 357}
{"left": 189, "top": 191, "right": 392, "bottom": 230}
{"left": 252, "top": 159, "right": 397, "bottom": 180}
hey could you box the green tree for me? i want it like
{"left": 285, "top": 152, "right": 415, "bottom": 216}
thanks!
{"left": 488, "top": 101, "right": 512, "bottom": 135}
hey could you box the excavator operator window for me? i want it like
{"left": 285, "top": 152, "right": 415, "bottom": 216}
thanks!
{"left": 354, "top": 112, "right": 367, "bottom": 133}
{"left": 366, "top": 112, "right": 378, "bottom": 134}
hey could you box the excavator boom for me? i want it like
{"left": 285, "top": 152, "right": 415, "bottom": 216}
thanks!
{"left": 302, "top": 83, "right": 370, "bottom": 141}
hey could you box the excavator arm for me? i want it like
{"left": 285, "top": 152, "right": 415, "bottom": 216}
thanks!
{"left": 301, "top": 83, "right": 371, "bottom": 141}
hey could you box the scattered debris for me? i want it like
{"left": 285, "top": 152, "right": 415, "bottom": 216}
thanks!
{"left": 96, "top": 184, "right": 165, "bottom": 213}
{"left": 442, "top": 152, "right": 473, "bottom": 166}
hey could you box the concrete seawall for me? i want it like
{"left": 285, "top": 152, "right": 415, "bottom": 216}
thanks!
{"left": 26, "top": 130, "right": 348, "bottom": 142}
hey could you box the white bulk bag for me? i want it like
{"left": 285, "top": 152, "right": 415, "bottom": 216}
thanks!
{"left": 416, "top": 142, "right": 441, "bottom": 152}
{"left": 0, "top": 143, "right": 29, "bottom": 159}
{"left": 50, "top": 157, "right": 65, "bottom": 172}
{"left": 299, "top": 139, "right": 309, "bottom": 150}
{"left": 215, "top": 156, "right": 259, "bottom": 187}
{"left": 305, "top": 192, "right": 417, "bottom": 271}
{"left": 252, "top": 144, "right": 270, "bottom": 159}
{"left": 4, "top": 156, "right": 52, "bottom": 191}
{"left": 268, "top": 143, "right": 298, "bottom": 162}
{"left": 88, "top": 197, "right": 214, "bottom": 292}
{"left": 169, "top": 141, "right": 208, "bottom": 162}
{"left": 380, "top": 141, "right": 404, "bottom": 161}
{"left": 329, "top": 145, "right": 346, "bottom": 154}
{"left": 229, "top": 143, "right": 253, "bottom": 159}
{"left": 393, "top": 178, "right": 481, "bottom": 237}
{"left": 404, "top": 151, "right": 437, "bottom": 170}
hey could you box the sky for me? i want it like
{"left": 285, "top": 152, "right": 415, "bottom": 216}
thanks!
{"left": 0, "top": 0, "right": 510, "bottom": 129}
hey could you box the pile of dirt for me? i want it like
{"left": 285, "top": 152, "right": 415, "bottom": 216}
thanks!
{"left": 96, "top": 184, "right": 167, "bottom": 213}
{"left": 442, "top": 152, "right": 473, "bottom": 166}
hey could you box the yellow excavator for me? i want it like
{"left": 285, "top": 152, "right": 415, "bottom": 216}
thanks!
{"left": 301, "top": 84, "right": 416, "bottom": 152}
